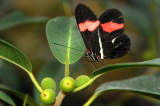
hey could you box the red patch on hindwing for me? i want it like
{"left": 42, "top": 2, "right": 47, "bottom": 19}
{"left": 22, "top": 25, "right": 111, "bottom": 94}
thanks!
{"left": 101, "top": 21, "right": 124, "bottom": 33}
{"left": 79, "top": 20, "right": 100, "bottom": 32}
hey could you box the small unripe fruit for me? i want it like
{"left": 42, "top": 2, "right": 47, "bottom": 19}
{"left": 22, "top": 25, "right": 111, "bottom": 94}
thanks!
{"left": 40, "top": 89, "right": 56, "bottom": 104}
{"left": 41, "top": 77, "right": 56, "bottom": 91}
{"left": 75, "top": 75, "right": 90, "bottom": 88}
{"left": 60, "top": 77, "right": 75, "bottom": 93}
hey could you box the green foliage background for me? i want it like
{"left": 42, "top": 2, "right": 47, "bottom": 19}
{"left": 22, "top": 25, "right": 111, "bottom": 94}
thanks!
{"left": 0, "top": 0, "right": 160, "bottom": 105}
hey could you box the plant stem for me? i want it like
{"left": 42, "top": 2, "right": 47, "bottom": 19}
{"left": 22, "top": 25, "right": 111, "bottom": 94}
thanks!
{"left": 23, "top": 94, "right": 28, "bottom": 106}
{"left": 83, "top": 92, "right": 102, "bottom": 106}
{"left": 54, "top": 90, "right": 65, "bottom": 106}
{"left": 65, "top": 62, "right": 69, "bottom": 77}
{"left": 28, "top": 72, "right": 43, "bottom": 93}
{"left": 65, "top": 51, "right": 69, "bottom": 77}
{"left": 73, "top": 75, "right": 101, "bottom": 92}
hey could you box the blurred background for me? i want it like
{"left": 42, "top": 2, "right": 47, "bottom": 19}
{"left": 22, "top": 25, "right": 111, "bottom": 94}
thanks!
{"left": 0, "top": 0, "right": 160, "bottom": 105}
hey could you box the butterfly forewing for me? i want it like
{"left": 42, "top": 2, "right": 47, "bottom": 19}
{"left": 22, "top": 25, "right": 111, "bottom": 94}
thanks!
{"left": 75, "top": 4, "right": 97, "bottom": 24}
{"left": 75, "top": 4, "right": 100, "bottom": 53}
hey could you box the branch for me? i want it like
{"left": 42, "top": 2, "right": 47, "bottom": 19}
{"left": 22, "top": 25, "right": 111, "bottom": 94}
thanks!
{"left": 54, "top": 90, "right": 65, "bottom": 106}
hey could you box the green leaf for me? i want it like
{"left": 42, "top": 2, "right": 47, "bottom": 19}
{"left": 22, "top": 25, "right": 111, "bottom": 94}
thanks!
{"left": 0, "top": 84, "right": 38, "bottom": 106}
{"left": 92, "top": 58, "right": 160, "bottom": 78}
{"left": 0, "top": 90, "right": 15, "bottom": 106}
{"left": 0, "top": 11, "right": 48, "bottom": 31}
{"left": 84, "top": 76, "right": 160, "bottom": 106}
{"left": 96, "top": 76, "right": 160, "bottom": 98}
{"left": 0, "top": 39, "right": 32, "bottom": 73}
{"left": 46, "top": 16, "right": 85, "bottom": 64}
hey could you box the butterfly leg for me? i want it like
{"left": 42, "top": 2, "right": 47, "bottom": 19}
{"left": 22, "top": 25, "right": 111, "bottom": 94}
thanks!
{"left": 98, "top": 59, "right": 107, "bottom": 66}
{"left": 88, "top": 61, "right": 93, "bottom": 71}
{"left": 93, "top": 61, "right": 97, "bottom": 69}
{"left": 100, "top": 61, "right": 105, "bottom": 66}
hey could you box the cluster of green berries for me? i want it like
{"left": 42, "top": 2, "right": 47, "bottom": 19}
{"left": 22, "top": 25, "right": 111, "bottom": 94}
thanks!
{"left": 60, "top": 75, "right": 90, "bottom": 92}
{"left": 40, "top": 77, "right": 56, "bottom": 104}
{"left": 40, "top": 75, "right": 90, "bottom": 105}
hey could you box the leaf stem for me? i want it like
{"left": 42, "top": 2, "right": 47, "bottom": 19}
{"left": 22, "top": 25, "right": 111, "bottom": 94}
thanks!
{"left": 28, "top": 72, "right": 43, "bottom": 93}
{"left": 73, "top": 75, "right": 100, "bottom": 92}
{"left": 65, "top": 51, "right": 69, "bottom": 77}
{"left": 23, "top": 94, "right": 28, "bottom": 106}
{"left": 83, "top": 92, "right": 102, "bottom": 106}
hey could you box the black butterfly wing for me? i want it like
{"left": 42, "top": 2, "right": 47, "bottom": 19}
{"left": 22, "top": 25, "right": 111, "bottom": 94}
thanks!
{"left": 98, "top": 8, "right": 131, "bottom": 59}
{"left": 99, "top": 30, "right": 131, "bottom": 59}
{"left": 75, "top": 4, "right": 99, "bottom": 52}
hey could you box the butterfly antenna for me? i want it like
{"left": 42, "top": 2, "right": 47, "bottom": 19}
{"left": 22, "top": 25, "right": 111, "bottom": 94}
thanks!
{"left": 53, "top": 42, "right": 84, "bottom": 52}
{"left": 88, "top": 61, "right": 93, "bottom": 71}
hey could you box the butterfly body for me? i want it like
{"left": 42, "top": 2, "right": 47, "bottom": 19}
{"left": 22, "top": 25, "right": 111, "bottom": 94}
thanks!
{"left": 75, "top": 4, "right": 131, "bottom": 62}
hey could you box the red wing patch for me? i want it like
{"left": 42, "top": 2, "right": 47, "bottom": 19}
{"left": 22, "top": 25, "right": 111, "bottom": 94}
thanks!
{"left": 101, "top": 21, "right": 124, "bottom": 33}
{"left": 79, "top": 20, "right": 100, "bottom": 32}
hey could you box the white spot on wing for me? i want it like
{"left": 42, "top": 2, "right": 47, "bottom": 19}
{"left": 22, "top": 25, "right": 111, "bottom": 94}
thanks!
{"left": 98, "top": 29, "right": 104, "bottom": 59}
{"left": 112, "top": 37, "right": 117, "bottom": 44}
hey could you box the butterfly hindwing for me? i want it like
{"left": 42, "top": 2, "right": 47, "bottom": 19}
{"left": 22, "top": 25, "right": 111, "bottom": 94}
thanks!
{"left": 98, "top": 9, "right": 130, "bottom": 59}
{"left": 99, "top": 29, "right": 131, "bottom": 58}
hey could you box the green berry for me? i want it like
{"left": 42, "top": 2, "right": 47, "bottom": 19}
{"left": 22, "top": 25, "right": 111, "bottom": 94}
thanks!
{"left": 41, "top": 77, "right": 56, "bottom": 91}
{"left": 75, "top": 75, "right": 90, "bottom": 88}
{"left": 40, "top": 89, "right": 56, "bottom": 104}
{"left": 60, "top": 77, "right": 75, "bottom": 93}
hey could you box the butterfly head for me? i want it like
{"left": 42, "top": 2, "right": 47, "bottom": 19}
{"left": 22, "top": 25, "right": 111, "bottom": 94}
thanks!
{"left": 85, "top": 50, "right": 101, "bottom": 62}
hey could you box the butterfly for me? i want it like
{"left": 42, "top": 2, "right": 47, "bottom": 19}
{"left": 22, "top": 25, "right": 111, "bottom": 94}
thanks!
{"left": 75, "top": 4, "right": 131, "bottom": 62}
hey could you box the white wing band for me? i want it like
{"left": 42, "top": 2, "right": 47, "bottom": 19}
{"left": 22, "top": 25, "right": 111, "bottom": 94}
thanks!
{"left": 98, "top": 29, "right": 104, "bottom": 59}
